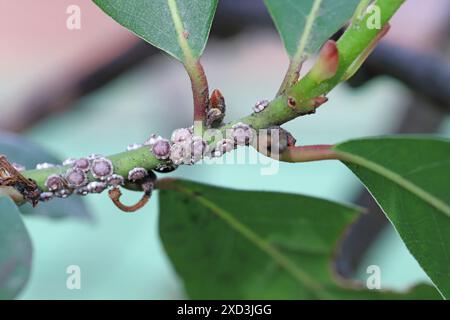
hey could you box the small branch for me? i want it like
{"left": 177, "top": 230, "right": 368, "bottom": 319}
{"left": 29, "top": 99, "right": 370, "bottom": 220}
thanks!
{"left": 18, "top": 0, "right": 404, "bottom": 204}
{"left": 277, "top": 61, "right": 302, "bottom": 96}
{"left": 280, "top": 145, "right": 339, "bottom": 163}
{"left": 185, "top": 60, "right": 209, "bottom": 135}
{"left": 342, "top": 24, "right": 391, "bottom": 81}
{"left": 24, "top": 147, "right": 160, "bottom": 192}
{"left": 282, "top": 0, "right": 404, "bottom": 112}
{"left": 167, "top": 0, "right": 210, "bottom": 135}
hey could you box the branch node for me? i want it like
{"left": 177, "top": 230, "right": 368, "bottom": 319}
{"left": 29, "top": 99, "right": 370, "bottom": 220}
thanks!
{"left": 287, "top": 96, "right": 297, "bottom": 110}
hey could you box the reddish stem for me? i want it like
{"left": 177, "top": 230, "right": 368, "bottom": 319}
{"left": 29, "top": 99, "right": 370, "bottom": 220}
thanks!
{"left": 186, "top": 61, "right": 209, "bottom": 132}
{"left": 280, "top": 145, "right": 339, "bottom": 163}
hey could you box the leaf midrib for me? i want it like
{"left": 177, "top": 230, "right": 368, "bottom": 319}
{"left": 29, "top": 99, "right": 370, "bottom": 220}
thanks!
{"left": 176, "top": 185, "right": 330, "bottom": 299}
{"left": 336, "top": 150, "right": 450, "bottom": 218}
{"left": 167, "top": 0, "right": 195, "bottom": 63}
{"left": 293, "top": 0, "right": 323, "bottom": 61}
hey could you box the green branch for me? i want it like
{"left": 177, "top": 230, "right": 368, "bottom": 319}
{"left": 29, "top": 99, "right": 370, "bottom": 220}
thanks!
{"left": 22, "top": 0, "right": 405, "bottom": 195}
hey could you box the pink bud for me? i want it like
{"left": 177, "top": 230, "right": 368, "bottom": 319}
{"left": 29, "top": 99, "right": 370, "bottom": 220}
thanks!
{"left": 309, "top": 96, "right": 329, "bottom": 108}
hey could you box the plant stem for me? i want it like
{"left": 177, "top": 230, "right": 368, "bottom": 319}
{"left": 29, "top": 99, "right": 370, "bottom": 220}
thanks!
{"left": 20, "top": 0, "right": 405, "bottom": 196}
{"left": 284, "top": 0, "right": 405, "bottom": 108}
{"left": 185, "top": 60, "right": 209, "bottom": 135}
{"left": 25, "top": 147, "right": 160, "bottom": 191}
{"left": 280, "top": 145, "right": 339, "bottom": 163}
{"left": 167, "top": 0, "right": 209, "bottom": 134}
{"left": 342, "top": 23, "right": 391, "bottom": 81}
{"left": 277, "top": 61, "right": 302, "bottom": 97}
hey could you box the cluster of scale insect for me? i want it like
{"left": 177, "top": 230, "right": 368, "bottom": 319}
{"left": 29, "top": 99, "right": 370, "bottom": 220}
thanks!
{"left": 117, "top": 91, "right": 261, "bottom": 168}
{"left": 120, "top": 122, "right": 256, "bottom": 168}
{"left": 26, "top": 120, "right": 257, "bottom": 203}
{"left": 38, "top": 155, "right": 123, "bottom": 202}
{"left": 169, "top": 128, "right": 208, "bottom": 165}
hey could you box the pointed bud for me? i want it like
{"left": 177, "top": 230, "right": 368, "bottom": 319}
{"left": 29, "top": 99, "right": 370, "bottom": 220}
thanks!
{"left": 310, "top": 40, "right": 339, "bottom": 82}
{"left": 209, "top": 89, "right": 225, "bottom": 113}
{"left": 206, "top": 89, "right": 226, "bottom": 127}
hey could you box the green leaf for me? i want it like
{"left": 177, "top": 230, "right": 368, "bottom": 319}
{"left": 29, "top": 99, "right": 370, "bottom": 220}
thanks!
{"left": 0, "top": 131, "right": 91, "bottom": 220}
{"left": 159, "top": 179, "right": 439, "bottom": 299}
{"left": 0, "top": 196, "right": 32, "bottom": 299}
{"left": 93, "top": 0, "right": 218, "bottom": 62}
{"left": 335, "top": 137, "right": 450, "bottom": 299}
{"left": 263, "top": 0, "right": 360, "bottom": 59}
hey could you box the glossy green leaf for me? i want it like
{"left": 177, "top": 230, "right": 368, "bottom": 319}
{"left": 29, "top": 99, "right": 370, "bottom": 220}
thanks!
{"left": 93, "top": 0, "right": 218, "bottom": 62}
{"left": 0, "top": 131, "right": 91, "bottom": 220}
{"left": 263, "top": 0, "right": 360, "bottom": 58}
{"left": 335, "top": 137, "right": 450, "bottom": 299}
{"left": 0, "top": 196, "right": 32, "bottom": 299}
{"left": 159, "top": 179, "right": 439, "bottom": 299}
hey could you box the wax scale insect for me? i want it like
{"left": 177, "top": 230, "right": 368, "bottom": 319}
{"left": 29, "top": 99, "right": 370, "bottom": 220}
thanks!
{"left": 0, "top": 155, "right": 41, "bottom": 206}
